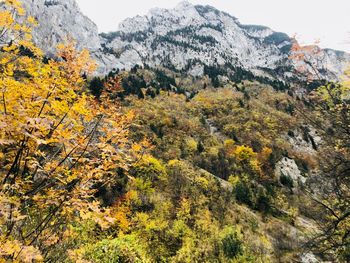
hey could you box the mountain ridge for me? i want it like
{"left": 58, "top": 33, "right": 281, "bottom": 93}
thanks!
{"left": 17, "top": 0, "right": 350, "bottom": 79}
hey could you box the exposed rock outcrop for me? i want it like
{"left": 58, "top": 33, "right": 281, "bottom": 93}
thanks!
{"left": 20, "top": 0, "right": 101, "bottom": 55}
{"left": 100, "top": 1, "right": 350, "bottom": 79}
{"left": 9, "top": 0, "right": 350, "bottom": 78}
{"left": 287, "top": 126, "right": 322, "bottom": 153}
{"left": 275, "top": 157, "right": 306, "bottom": 188}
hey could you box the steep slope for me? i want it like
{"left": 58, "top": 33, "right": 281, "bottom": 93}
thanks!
{"left": 1, "top": 1, "right": 348, "bottom": 261}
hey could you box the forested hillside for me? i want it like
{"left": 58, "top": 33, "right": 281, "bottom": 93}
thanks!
{"left": 0, "top": 1, "right": 349, "bottom": 262}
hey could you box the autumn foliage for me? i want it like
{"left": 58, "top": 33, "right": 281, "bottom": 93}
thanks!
{"left": 0, "top": 1, "right": 134, "bottom": 261}
{"left": 1, "top": 1, "right": 349, "bottom": 262}
{"left": 289, "top": 37, "right": 326, "bottom": 82}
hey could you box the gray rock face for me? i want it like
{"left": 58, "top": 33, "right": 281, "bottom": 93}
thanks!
{"left": 275, "top": 157, "right": 306, "bottom": 187}
{"left": 99, "top": 1, "right": 350, "bottom": 79}
{"left": 287, "top": 126, "right": 322, "bottom": 154}
{"left": 300, "top": 252, "right": 319, "bottom": 263}
{"left": 19, "top": 0, "right": 101, "bottom": 55}
{"left": 100, "top": 1, "right": 292, "bottom": 75}
{"left": 11, "top": 0, "right": 350, "bottom": 78}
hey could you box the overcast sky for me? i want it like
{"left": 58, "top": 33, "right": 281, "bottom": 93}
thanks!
{"left": 76, "top": 0, "right": 350, "bottom": 52}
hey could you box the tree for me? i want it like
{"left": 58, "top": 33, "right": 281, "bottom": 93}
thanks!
{"left": 304, "top": 76, "right": 350, "bottom": 261}
{"left": 291, "top": 37, "right": 350, "bottom": 261}
{"left": 0, "top": 1, "right": 133, "bottom": 260}
{"left": 289, "top": 37, "right": 326, "bottom": 82}
{"left": 88, "top": 77, "right": 104, "bottom": 98}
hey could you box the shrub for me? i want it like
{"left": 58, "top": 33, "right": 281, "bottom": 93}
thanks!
{"left": 235, "top": 181, "right": 253, "bottom": 207}
{"left": 280, "top": 174, "right": 294, "bottom": 188}
{"left": 133, "top": 155, "right": 166, "bottom": 181}
{"left": 221, "top": 231, "right": 243, "bottom": 259}
{"left": 89, "top": 77, "right": 104, "bottom": 98}
{"left": 256, "top": 193, "right": 272, "bottom": 213}
{"left": 233, "top": 145, "right": 257, "bottom": 162}
{"left": 82, "top": 235, "right": 150, "bottom": 263}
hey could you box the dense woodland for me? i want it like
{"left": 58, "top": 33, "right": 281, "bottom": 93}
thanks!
{"left": 0, "top": 1, "right": 349, "bottom": 262}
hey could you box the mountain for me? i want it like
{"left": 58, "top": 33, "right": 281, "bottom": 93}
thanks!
{"left": 2, "top": 1, "right": 349, "bottom": 262}
{"left": 18, "top": 0, "right": 349, "bottom": 80}
{"left": 100, "top": 1, "right": 349, "bottom": 79}
{"left": 19, "top": 0, "right": 101, "bottom": 54}
{"left": 101, "top": 1, "right": 293, "bottom": 75}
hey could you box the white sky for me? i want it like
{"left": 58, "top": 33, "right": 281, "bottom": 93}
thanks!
{"left": 76, "top": 0, "right": 350, "bottom": 52}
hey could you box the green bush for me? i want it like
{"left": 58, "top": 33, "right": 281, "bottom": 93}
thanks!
{"left": 280, "top": 174, "right": 294, "bottom": 188}
{"left": 256, "top": 192, "right": 272, "bottom": 213}
{"left": 89, "top": 77, "right": 104, "bottom": 98}
{"left": 221, "top": 231, "right": 243, "bottom": 259}
{"left": 234, "top": 181, "right": 253, "bottom": 207}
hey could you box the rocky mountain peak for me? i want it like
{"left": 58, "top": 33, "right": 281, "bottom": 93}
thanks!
{"left": 19, "top": 0, "right": 101, "bottom": 55}
{"left": 175, "top": 1, "right": 194, "bottom": 10}
{"left": 97, "top": 1, "right": 349, "bottom": 79}
{"left": 13, "top": 0, "right": 350, "bottom": 78}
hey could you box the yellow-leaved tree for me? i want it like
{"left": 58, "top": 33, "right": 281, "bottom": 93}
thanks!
{"left": 0, "top": 0, "right": 134, "bottom": 261}
{"left": 303, "top": 68, "right": 350, "bottom": 261}
{"left": 289, "top": 35, "right": 350, "bottom": 261}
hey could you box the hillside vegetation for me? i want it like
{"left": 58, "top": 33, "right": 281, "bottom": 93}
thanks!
{"left": 0, "top": 1, "right": 349, "bottom": 262}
